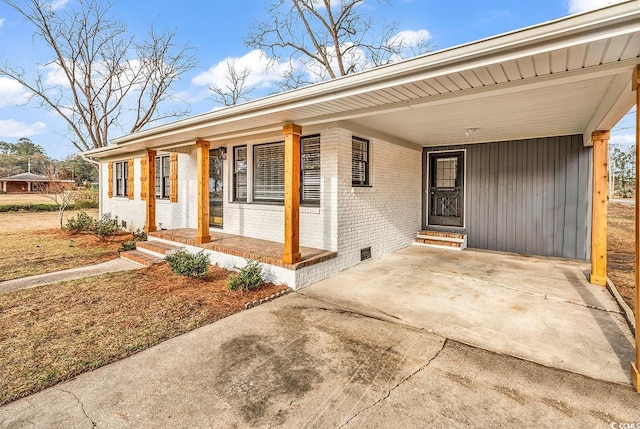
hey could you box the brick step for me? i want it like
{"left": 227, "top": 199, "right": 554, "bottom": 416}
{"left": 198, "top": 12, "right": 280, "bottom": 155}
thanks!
{"left": 136, "top": 240, "right": 182, "bottom": 258}
{"left": 417, "top": 230, "right": 466, "bottom": 240}
{"left": 120, "top": 250, "right": 165, "bottom": 267}
{"left": 414, "top": 231, "right": 467, "bottom": 251}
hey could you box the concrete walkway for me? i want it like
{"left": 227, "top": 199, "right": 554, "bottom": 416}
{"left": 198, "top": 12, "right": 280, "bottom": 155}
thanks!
{"left": 0, "top": 258, "right": 142, "bottom": 295}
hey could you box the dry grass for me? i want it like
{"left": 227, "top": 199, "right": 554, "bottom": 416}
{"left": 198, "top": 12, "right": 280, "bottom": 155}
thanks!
{"left": 608, "top": 203, "right": 635, "bottom": 310}
{"left": 0, "top": 210, "right": 126, "bottom": 282}
{"left": 0, "top": 193, "right": 57, "bottom": 205}
{"left": 0, "top": 263, "right": 288, "bottom": 405}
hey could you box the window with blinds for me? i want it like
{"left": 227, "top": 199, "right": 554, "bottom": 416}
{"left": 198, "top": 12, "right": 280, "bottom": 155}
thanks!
{"left": 233, "top": 146, "right": 247, "bottom": 201}
{"left": 352, "top": 136, "right": 370, "bottom": 186}
{"left": 155, "top": 155, "right": 170, "bottom": 199}
{"left": 301, "top": 135, "right": 320, "bottom": 205}
{"left": 252, "top": 136, "right": 321, "bottom": 204}
{"left": 254, "top": 142, "right": 285, "bottom": 202}
{"left": 115, "top": 161, "right": 128, "bottom": 197}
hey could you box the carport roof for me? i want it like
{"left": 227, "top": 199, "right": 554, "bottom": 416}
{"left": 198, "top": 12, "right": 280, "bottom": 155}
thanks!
{"left": 86, "top": 0, "right": 640, "bottom": 158}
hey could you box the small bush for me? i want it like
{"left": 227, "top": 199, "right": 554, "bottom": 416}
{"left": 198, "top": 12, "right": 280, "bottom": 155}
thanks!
{"left": 118, "top": 240, "right": 138, "bottom": 253}
{"left": 228, "top": 260, "right": 264, "bottom": 292}
{"left": 132, "top": 228, "right": 147, "bottom": 241}
{"left": 65, "top": 211, "right": 95, "bottom": 233}
{"left": 166, "top": 249, "right": 210, "bottom": 278}
{"left": 93, "top": 213, "right": 121, "bottom": 238}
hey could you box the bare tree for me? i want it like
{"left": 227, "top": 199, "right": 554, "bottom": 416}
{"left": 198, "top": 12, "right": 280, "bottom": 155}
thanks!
{"left": 37, "top": 177, "right": 78, "bottom": 229}
{"left": 245, "top": 0, "right": 432, "bottom": 90}
{"left": 209, "top": 59, "right": 255, "bottom": 107}
{"left": 0, "top": 0, "right": 198, "bottom": 152}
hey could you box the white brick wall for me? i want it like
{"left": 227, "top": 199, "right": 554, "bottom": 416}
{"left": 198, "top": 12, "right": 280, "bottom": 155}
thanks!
{"left": 101, "top": 151, "right": 198, "bottom": 232}
{"left": 333, "top": 128, "right": 422, "bottom": 273}
{"left": 156, "top": 149, "right": 198, "bottom": 230}
{"left": 100, "top": 159, "right": 146, "bottom": 230}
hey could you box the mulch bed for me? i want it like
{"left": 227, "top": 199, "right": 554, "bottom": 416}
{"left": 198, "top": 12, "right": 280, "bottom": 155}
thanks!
{"left": 0, "top": 263, "right": 288, "bottom": 405}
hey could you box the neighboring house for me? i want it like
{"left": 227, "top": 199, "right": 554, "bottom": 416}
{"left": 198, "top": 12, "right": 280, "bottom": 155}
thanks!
{"left": 85, "top": 2, "right": 640, "bottom": 290}
{"left": 0, "top": 172, "right": 75, "bottom": 193}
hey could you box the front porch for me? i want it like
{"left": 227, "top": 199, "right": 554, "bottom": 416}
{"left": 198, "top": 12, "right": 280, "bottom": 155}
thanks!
{"left": 146, "top": 229, "right": 337, "bottom": 288}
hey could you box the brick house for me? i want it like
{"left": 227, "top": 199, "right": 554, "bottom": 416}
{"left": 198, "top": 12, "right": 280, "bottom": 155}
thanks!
{"left": 85, "top": 2, "right": 640, "bottom": 290}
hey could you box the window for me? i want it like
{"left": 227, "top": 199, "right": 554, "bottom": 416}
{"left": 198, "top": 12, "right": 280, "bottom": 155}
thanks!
{"left": 254, "top": 142, "right": 284, "bottom": 202}
{"left": 352, "top": 136, "right": 369, "bottom": 186}
{"left": 155, "top": 155, "right": 170, "bottom": 199}
{"left": 114, "top": 161, "right": 128, "bottom": 197}
{"left": 233, "top": 146, "right": 247, "bottom": 201}
{"left": 301, "top": 135, "right": 320, "bottom": 205}
{"left": 252, "top": 136, "right": 321, "bottom": 204}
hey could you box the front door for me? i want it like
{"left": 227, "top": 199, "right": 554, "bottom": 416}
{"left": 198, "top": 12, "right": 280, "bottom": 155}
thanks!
{"left": 209, "top": 148, "right": 223, "bottom": 227}
{"left": 428, "top": 151, "right": 464, "bottom": 227}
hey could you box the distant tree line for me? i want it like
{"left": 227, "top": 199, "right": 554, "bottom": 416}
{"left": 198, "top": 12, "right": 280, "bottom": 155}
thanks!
{"left": 610, "top": 144, "right": 636, "bottom": 198}
{"left": 0, "top": 137, "right": 98, "bottom": 184}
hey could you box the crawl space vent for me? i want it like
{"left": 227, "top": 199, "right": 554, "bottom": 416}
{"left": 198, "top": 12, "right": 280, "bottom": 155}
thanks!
{"left": 360, "top": 247, "right": 372, "bottom": 261}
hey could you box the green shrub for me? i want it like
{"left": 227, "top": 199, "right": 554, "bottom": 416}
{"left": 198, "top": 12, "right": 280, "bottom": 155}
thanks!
{"left": 165, "top": 249, "right": 210, "bottom": 278}
{"left": 65, "top": 211, "right": 95, "bottom": 233}
{"left": 93, "top": 213, "right": 121, "bottom": 238}
{"left": 132, "top": 228, "right": 147, "bottom": 241}
{"left": 228, "top": 260, "right": 264, "bottom": 291}
{"left": 118, "top": 240, "right": 138, "bottom": 253}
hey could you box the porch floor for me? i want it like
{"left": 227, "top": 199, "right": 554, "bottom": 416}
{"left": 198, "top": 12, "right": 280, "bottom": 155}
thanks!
{"left": 149, "top": 229, "right": 336, "bottom": 270}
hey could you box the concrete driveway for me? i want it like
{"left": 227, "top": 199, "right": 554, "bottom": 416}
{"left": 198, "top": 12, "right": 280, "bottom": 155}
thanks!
{"left": 302, "top": 246, "right": 635, "bottom": 385}
{"left": 1, "top": 247, "right": 639, "bottom": 428}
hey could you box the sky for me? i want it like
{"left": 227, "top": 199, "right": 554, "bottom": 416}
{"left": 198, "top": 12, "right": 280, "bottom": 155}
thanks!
{"left": 0, "top": 0, "right": 635, "bottom": 159}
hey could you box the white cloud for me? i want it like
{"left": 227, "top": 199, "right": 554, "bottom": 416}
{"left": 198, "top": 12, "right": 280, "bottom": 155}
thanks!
{"left": 610, "top": 133, "right": 635, "bottom": 145}
{"left": 49, "top": 0, "right": 70, "bottom": 11}
{"left": 0, "top": 18, "right": 5, "bottom": 28}
{"left": 388, "top": 29, "right": 432, "bottom": 50}
{"left": 0, "top": 119, "right": 47, "bottom": 138}
{"left": 41, "top": 63, "right": 71, "bottom": 87}
{"left": 567, "top": 0, "right": 624, "bottom": 14}
{"left": 189, "top": 50, "right": 291, "bottom": 102}
{"left": 0, "top": 78, "right": 30, "bottom": 108}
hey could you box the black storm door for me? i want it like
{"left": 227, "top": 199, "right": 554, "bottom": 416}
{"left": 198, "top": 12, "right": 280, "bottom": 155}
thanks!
{"left": 428, "top": 151, "right": 464, "bottom": 227}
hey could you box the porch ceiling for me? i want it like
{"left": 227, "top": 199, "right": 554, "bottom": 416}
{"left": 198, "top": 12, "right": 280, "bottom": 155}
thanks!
{"left": 87, "top": 1, "right": 640, "bottom": 158}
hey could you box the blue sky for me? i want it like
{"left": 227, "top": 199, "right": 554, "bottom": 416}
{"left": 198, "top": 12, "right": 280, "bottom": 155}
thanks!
{"left": 0, "top": 0, "right": 634, "bottom": 159}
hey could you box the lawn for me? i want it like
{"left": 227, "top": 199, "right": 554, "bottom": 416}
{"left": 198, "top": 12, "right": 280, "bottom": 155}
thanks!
{"left": 0, "top": 209, "right": 127, "bottom": 281}
{"left": 0, "top": 263, "right": 288, "bottom": 405}
{"left": 0, "top": 193, "right": 56, "bottom": 205}
{"left": 608, "top": 202, "right": 635, "bottom": 310}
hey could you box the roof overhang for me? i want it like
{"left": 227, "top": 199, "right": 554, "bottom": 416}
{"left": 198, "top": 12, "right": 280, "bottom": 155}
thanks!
{"left": 85, "top": 1, "right": 640, "bottom": 159}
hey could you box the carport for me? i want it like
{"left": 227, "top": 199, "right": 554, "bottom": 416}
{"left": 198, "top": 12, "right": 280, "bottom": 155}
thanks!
{"left": 301, "top": 246, "right": 635, "bottom": 385}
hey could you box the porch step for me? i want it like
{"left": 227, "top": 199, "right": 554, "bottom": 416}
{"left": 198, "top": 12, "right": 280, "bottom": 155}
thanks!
{"left": 120, "top": 250, "right": 165, "bottom": 267}
{"left": 415, "top": 231, "right": 467, "bottom": 250}
{"left": 136, "top": 240, "right": 182, "bottom": 258}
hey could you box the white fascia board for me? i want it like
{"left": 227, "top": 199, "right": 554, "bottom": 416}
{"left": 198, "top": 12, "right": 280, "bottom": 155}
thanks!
{"left": 100, "top": 1, "right": 639, "bottom": 154}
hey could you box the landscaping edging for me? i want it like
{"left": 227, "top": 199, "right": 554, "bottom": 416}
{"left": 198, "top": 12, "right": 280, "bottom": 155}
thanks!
{"left": 607, "top": 277, "right": 635, "bottom": 336}
{"left": 244, "top": 289, "right": 291, "bottom": 309}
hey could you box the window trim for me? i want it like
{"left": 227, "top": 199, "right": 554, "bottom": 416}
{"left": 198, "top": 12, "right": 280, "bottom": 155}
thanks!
{"left": 232, "top": 145, "right": 248, "bottom": 202}
{"left": 114, "top": 160, "right": 129, "bottom": 197}
{"left": 251, "top": 135, "right": 322, "bottom": 206}
{"left": 352, "top": 136, "right": 370, "bottom": 187}
{"left": 300, "top": 134, "right": 321, "bottom": 206}
{"left": 155, "top": 155, "right": 171, "bottom": 200}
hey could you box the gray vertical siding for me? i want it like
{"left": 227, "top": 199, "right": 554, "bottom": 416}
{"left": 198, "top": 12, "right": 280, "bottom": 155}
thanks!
{"left": 425, "top": 135, "right": 592, "bottom": 260}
